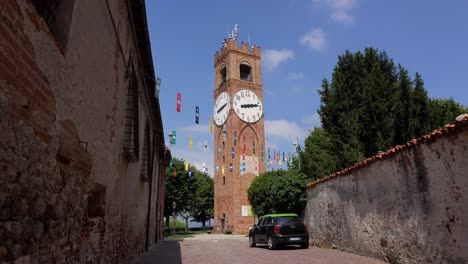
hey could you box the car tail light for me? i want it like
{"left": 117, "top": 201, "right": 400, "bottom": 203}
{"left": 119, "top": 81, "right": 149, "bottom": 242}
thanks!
{"left": 304, "top": 224, "right": 308, "bottom": 233}
{"left": 274, "top": 224, "right": 280, "bottom": 234}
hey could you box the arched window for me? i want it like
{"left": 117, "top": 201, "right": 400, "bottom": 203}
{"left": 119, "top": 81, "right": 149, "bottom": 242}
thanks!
{"left": 240, "top": 61, "right": 252, "bottom": 81}
{"left": 220, "top": 65, "right": 227, "bottom": 85}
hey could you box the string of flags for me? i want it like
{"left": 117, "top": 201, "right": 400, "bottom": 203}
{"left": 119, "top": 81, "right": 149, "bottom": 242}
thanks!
{"left": 170, "top": 90, "right": 298, "bottom": 176}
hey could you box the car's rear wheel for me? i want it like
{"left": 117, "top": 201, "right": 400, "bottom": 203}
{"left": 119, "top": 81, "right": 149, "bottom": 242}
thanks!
{"left": 249, "top": 235, "right": 256, "bottom": 247}
{"left": 267, "top": 235, "right": 276, "bottom": 250}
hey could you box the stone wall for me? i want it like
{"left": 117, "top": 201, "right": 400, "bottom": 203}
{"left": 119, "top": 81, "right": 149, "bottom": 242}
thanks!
{"left": 303, "top": 118, "right": 468, "bottom": 263}
{"left": 0, "top": 0, "right": 167, "bottom": 263}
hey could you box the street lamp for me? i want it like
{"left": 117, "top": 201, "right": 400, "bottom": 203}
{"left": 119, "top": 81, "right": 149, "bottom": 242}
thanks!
{"left": 172, "top": 201, "right": 176, "bottom": 236}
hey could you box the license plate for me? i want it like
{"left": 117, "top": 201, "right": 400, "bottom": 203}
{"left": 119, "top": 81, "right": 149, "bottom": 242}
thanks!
{"left": 290, "top": 237, "right": 300, "bottom": 241}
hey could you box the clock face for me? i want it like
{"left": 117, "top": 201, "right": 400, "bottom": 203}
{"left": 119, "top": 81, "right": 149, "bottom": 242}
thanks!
{"left": 233, "top": 89, "right": 263, "bottom": 123}
{"left": 214, "top": 92, "right": 231, "bottom": 126}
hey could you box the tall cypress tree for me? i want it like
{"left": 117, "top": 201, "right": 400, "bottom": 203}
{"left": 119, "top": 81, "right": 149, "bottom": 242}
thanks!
{"left": 394, "top": 64, "right": 412, "bottom": 145}
{"left": 411, "top": 72, "right": 429, "bottom": 137}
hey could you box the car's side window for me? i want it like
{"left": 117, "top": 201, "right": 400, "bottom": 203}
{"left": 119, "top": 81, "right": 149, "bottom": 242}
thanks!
{"left": 257, "top": 218, "right": 264, "bottom": 226}
{"left": 264, "top": 217, "right": 271, "bottom": 225}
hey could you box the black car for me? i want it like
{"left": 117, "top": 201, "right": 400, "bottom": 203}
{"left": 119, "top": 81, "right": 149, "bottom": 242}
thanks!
{"left": 249, "top": 213, "right": 309, "bottom": 250}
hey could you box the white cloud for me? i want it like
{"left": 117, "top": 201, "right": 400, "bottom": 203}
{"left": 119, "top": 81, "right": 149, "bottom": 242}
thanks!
{"left": 330, "top": 9, "right": 354, "bottom": 24}
{"left": 263, "top": 49, "right": 294, "bottom": 71}
{"left": 264, "top": 120, "right": 308, "bottom": 143}
{"left": 287, "top": 72, "right": 304, "bottom": 80}
{"left": 313, "top": 0, "right": 357, "bottom": 25}
{"left": 299, "top": 28, "right": 326, "bottom": 51}
{"left": 301, "top": 112, "right": 322, "bottom": 127}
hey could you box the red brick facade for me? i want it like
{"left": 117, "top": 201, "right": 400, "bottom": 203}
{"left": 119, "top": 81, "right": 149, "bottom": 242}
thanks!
{"left": 213, "top": 39, "right": 266, "bottom": 234}
{"left": 0, "top": 0, "right": 169, "bottom": 263}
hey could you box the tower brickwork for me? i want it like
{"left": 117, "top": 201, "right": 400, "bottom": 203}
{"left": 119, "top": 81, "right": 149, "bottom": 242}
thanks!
{"left": 213, "top": 39, "right": 266, "bottom": 234}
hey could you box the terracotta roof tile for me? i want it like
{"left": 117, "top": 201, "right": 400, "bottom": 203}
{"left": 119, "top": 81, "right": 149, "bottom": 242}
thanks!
{"left": 307, "top": 115, "right": 468, "bottom": 189}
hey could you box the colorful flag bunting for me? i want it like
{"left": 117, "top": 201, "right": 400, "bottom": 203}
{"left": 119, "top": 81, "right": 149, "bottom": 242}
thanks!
{"left": 173, "top": 168, "right": 176, "bottom": 178}
{"left": 204, "top": 140, "right": 208, "bottom": 152}
{"left": 176, "top": 92, "right": 181, "bottom": 112}
{"left": 170, "top": 131, "right": 176, "bottom": 145}
{"left": 195, "top": 106, "right": 199, "bottom": 124}
{"left": 242, "top": 162, "right": 246, "bottom": 172}
{"left": 189, "top": 136, "right": 193, "bottom": 149}
{"left": 169, "top": 159, "right": 173, "bottom": 169}
{"left": 255, "top": 161, "right": 258, "bottom": 170}
{"left": 188, "top": 168, "right": 192, "bottom": 177}
{"left": 222, "top": 166, "right": 225, "bottom": 175}
{"left": 185, "top": 161, "right": 189, "bottom": 171}
{"left": 232, "top": 147, "right": 235, "bottom": 159}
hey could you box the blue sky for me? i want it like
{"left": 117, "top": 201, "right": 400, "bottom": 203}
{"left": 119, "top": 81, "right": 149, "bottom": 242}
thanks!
{"left": 146, "top": 0, "right": 468, "bottom": 175}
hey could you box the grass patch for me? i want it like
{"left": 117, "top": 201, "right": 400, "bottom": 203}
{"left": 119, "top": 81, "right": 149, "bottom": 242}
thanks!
{"left": 164, "top": 231, "right": 207, "bottom": 240}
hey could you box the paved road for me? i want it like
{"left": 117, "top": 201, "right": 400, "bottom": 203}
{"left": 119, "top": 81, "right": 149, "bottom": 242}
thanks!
{"left": 133, "top": 234, "right": 385, "bottom": 264}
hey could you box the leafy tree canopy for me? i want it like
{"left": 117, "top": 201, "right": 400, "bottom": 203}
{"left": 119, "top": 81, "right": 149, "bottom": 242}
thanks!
{"left": 247, "top": 169, "right": 309, "bottom": 216}
{"left": 316, "top": 47, "right": 466, "bottom": 173}
{"left": 164, "top": 157, "right": 214, "bottom": 227}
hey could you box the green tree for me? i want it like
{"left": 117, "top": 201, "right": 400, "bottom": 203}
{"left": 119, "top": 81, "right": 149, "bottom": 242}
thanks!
{"left": 410, "top": 72, "right": 429, "bottom": 138}
{"left": 394, "top": 64, "right": 412, "bottom": 145}
{"left": 300, "top": 128, "right": 338, "bottom": 181}
{"left": 164, "top": 157, "right": 214, "bottom": 228}
{"left": 247, "top": 170, "right": 308, "bottom": 216}
{"left": 164, "top": 158, "right": 192, "bottom": 227}
{"left": 309, "top": 47, "right": 466, "bottom": 181}
{"left": 427, "top": 98, "right": 467, "bottom": 130}
{"left": 189, "top": 171, "right": 214, "bottom": 228}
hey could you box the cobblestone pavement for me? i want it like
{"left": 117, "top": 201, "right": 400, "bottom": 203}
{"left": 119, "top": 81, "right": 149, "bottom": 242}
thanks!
{"left": 133, "top": 234, "right": 386, "bottom": 264}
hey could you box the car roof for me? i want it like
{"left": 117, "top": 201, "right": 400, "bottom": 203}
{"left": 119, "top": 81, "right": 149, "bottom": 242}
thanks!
{"left": 261, "top": 213, "right": 298, "bottom": 218}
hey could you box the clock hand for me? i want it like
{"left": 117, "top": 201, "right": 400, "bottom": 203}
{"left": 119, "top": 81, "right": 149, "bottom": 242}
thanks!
{"left": 217, "top": 103, "right": 227, "bottom": 113}
{"left": 240, "top": 104, "right": 259, "bottom": 108}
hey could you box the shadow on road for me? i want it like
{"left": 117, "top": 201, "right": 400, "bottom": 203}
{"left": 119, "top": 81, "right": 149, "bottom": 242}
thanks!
{"left": 254, "top": 245, "right": 306, "bottom": 251}
{"left": 133, "top": 240, "right": 182, "bottom": 264}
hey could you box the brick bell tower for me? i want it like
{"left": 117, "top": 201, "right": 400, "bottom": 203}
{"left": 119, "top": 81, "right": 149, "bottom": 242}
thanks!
{"left": 213, "top": 37, "right": 266, "bottom": 234}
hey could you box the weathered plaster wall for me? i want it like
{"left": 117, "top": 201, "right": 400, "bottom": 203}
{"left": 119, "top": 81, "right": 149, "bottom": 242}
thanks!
{"left": 304, "top": 121, "right": 468, "bottom": 264}
{"left": 0, "top": 0, "right": 164, "bottom": 263}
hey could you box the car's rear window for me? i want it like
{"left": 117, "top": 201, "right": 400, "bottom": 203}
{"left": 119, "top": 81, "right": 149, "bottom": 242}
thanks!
{"left": 274, "top": 216, "right": 300, "bottom": 224}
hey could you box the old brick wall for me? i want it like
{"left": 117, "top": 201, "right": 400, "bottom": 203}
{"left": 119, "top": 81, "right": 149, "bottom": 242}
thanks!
{"left": 304, "top": 120, "right": 468, "bottom": 263}
{"left": 0, "top": 0, "right": 163, "bottom": 263}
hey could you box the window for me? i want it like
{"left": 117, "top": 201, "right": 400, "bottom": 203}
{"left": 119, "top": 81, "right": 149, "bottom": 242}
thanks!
{"left": 140, "top": 120, "right": 152, "bottom": 181}
{"left": 32, "top": 0, "right": 75, "bottom": 48}
{"left": 220, "top": 65, "right": 227, "bottom": 85}
{"left": 123, "top": 64, "right": 139, "bottom": 161}
{"left": 240, "top": 62, "right": 252, "bottom": 81}
{"left": 275, "top": 216, "right": 300, "bottom": 224}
